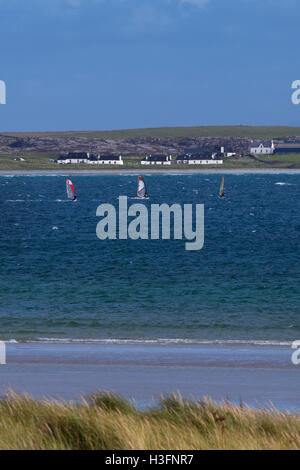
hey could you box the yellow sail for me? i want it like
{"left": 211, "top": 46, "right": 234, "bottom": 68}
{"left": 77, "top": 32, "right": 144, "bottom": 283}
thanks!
{"left": 219, "top": 176, "right": 224, "bottom": 197}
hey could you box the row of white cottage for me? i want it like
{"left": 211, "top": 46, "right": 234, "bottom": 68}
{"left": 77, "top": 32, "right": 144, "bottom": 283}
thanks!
{"left": 57, "top": 152, "right": 224, "bottom": 166}
{"left": 141, "top": 155, "right": 223, "bottom": 165}
{"left": 57, "top": 153, "right": 124, "bottom": 165}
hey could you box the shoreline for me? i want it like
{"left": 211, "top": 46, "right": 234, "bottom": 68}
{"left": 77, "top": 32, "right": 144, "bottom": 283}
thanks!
{"left": 1, "top": 342, "right": 298, "bottom": 411}
{"left": 1, "top": 168, "right": 300, "bottom": 176}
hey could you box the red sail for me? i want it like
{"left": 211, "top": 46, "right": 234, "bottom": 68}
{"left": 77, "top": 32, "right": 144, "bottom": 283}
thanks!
{"left": 66, "top": 179, "right": 76, "bottom": 200}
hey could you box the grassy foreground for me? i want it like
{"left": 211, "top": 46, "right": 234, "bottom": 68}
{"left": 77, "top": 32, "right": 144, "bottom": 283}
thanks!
{"left": 0, "top": 392, "right": 300, "bottom": 450}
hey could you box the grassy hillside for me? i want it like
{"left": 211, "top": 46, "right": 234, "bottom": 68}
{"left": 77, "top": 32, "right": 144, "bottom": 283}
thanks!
{"left": 4, "top": 125, "right": 300, "bottom": 140}
{"left": 0, "top": 392, "right": 299, "bottom": 450}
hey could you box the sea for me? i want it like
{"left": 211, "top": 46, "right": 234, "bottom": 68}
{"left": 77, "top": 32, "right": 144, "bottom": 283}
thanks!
{"left": 0, "top": 173, "right": 299, "bottom": 346}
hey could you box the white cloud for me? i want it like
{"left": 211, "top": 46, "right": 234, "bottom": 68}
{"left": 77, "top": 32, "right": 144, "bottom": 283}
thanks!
{"left": 130, "top": 4, "right": 173, "bottom": 32}
{"left": 61, "top": 0, "right": 210, "bottom": 7}
{"left": 180, "top": 0, "right": 209, "bottom": 6}
{"left": 0, "top": 0, "right": 210, "bottom": 9}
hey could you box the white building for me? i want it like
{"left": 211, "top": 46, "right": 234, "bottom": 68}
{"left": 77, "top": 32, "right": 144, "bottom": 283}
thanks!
{"left": 176, "top": 154, "right": 223, "bottom": 165}
{"left": 94, "top": 155, "right": 123, "bottom": 165}
{"left": 57, "top": 153, "right": 123, "bottom": 165}
{"left": 141, "top": 155, "right": 172, "bottom": 165}
{"left": 220, "top": 147, "right": 236, "bottom": 157}
{"left": 57, "top": 152, "right": 89, "bottom": 164}
{"left": 250, "top": 140, "right": 275, "bottom": 155}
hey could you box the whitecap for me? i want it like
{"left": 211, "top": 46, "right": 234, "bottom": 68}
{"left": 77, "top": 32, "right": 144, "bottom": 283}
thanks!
{"left": 5, "top": 199, "right": 24, "bottom": 202}
{"left": 27, "top": 337, "right": 292, "bottom": 347}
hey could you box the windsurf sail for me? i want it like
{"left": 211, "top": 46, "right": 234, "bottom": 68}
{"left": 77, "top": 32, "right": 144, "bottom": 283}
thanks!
{"left": 66, "top": 179, "right": 76, "bottom": 200}
{"left": 137, "top": 176, "right": 147, "bottom": 198}
{"left": 219, "top": 176, "right": 225, "bottom": 197}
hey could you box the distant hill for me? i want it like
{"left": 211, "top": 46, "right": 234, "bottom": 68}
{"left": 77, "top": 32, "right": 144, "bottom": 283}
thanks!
{"left": 2, "top": 126, "right": 300, "bottom": 161}
{"left": 4, "top": 125, "right": 300, "bottom": 140}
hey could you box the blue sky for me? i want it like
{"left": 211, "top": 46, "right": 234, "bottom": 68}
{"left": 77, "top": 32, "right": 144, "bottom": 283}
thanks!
{"left": 0, "top": 0, "right": 299, "bottom": 131}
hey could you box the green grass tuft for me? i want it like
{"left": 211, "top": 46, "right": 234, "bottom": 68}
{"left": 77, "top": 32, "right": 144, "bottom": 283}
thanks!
{"left": 88, "top": 391, "right": 137, "bottom": 414}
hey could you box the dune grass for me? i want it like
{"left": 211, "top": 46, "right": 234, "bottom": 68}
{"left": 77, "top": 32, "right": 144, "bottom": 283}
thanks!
{"left": 0, "top": 391, "right": 299, "bottom": 450}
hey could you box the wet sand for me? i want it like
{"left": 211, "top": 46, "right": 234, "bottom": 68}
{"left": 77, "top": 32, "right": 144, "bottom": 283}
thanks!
{"left": 1, "top": 343, "right": 299, "bottom": 411}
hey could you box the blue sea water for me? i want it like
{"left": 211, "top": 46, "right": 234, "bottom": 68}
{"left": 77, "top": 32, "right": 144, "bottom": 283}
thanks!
{"left": 0, "top": 174, "right": 299, "bottom": 344}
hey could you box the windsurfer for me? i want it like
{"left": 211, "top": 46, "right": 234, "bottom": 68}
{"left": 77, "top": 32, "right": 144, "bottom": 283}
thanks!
{"left": 137, "top": 176, "right": 148, "bottom": 199}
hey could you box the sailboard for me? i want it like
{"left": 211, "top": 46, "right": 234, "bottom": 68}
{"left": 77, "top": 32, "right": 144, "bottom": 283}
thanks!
{"left": 66, "top": 179, "right": 76, "bottom": 201}
{"left": 219, "top": 176, "right": 225, "bottom": 198}
{"left": 137, "top": 176, "right": 148, "bottom": 199}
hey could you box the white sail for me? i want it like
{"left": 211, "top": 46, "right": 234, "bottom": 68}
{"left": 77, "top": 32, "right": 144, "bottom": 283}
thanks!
{"left": 137, "top": 176, "right": 147, "bottom": 198}
{"left": 66, "top": 179, "right": 76, "bottom": 200}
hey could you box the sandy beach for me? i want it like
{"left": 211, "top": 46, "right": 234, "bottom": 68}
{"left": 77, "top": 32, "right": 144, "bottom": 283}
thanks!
{"left": 1, "top": 168, "right": 300, "bottom": 176}
{"left": 1, "top": 342, "right": 299, "bottom": 412}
